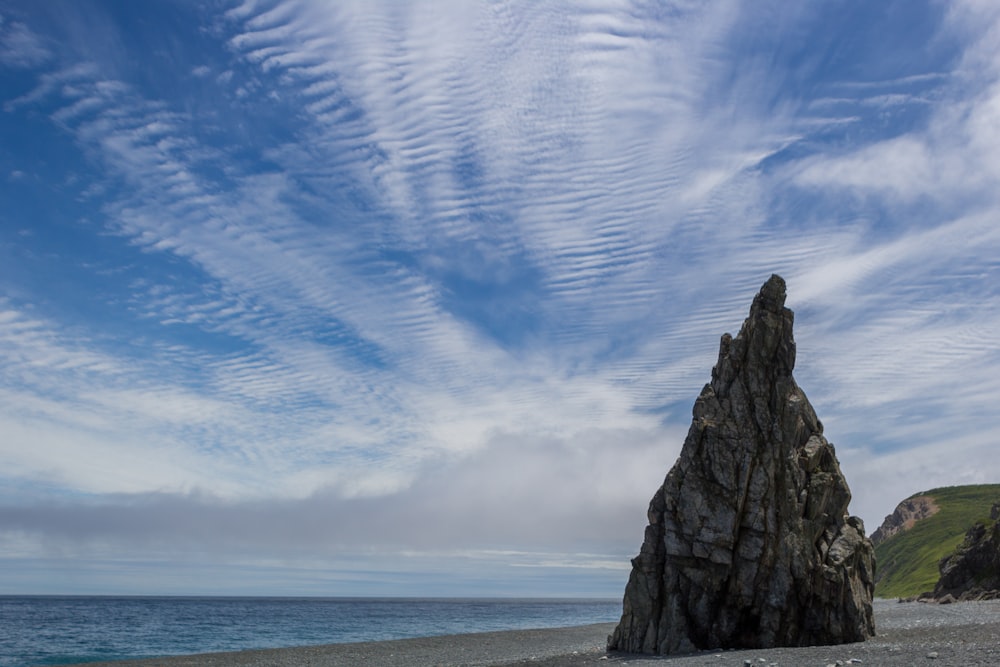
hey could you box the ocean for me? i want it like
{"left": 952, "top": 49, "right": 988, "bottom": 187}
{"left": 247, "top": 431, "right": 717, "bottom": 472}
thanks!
{"left": 0, "top": 596, "right": 621, "bottom": 667}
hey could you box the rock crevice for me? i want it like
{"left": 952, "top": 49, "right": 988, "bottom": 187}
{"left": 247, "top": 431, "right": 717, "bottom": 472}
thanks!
{"left": 608, "top": 275, "right": 875, "bottom": 655}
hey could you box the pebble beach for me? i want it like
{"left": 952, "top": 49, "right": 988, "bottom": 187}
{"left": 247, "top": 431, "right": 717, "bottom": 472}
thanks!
{"left": 67, "top": 599, "right": 1000, "bottom": 667}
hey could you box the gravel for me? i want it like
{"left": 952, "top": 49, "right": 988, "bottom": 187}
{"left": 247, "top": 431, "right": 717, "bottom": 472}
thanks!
{"left": 66, "top": 599, "right": 1000, "bottom": 667}
{"left": 529, "top": 599, "right": 1000, "bottom": 666}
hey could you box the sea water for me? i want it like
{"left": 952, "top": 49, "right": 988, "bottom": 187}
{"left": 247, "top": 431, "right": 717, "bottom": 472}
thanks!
{"left": 0, "top": 596, "right": 620, "bottom": 667}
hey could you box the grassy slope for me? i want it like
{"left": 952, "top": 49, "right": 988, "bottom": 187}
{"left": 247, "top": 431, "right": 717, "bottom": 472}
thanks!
{"left": 874, "top": 484, "right": 1000, "bottom": 598}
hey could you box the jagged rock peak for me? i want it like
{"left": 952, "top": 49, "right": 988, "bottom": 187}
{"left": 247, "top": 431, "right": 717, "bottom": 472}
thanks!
{"left": 755, "top": 272, "right": 789, "bottom": 311}
{"left": 608, "top": 275, "right": 875, "bottom": 655}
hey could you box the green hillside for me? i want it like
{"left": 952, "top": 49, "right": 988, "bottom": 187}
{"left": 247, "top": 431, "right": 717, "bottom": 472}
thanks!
{"left": 874, "top": 484, "right": 1000, "bottom": 598}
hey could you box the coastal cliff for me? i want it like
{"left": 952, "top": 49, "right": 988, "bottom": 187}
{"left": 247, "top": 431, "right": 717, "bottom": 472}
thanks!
{"left": 872, "top": 485, "right": 1000, "bottom": 598}
{"left": 871, "top": 495, "right": 939, "bottom": 547}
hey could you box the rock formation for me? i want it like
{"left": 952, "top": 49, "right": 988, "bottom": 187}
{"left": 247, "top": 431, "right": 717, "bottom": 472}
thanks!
{"left": 932, "top": 502, "right": 1000, "bottom": 602}
{"left": 870, "top": 495, "right": 939, "bottom": 547}
{"left": 608, "top": 275, "right": 875, "bottom": 655}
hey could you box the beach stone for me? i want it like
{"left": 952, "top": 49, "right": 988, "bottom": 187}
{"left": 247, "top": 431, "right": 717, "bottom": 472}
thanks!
{"left": 608, "top": 275, "right": 875, "bottom": 655}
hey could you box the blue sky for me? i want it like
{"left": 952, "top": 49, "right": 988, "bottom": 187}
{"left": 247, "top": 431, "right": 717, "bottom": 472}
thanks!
{"left": 1, "top": 0, "right": 999, "bottom": 597}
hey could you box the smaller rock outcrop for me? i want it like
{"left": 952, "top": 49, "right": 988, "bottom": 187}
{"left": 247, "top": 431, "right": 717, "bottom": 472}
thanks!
{"left": 932, "top": 502, "right": 1000, "bottom": 602}
{"left": 871, "top": 495, "right": 939, "bottom": 547}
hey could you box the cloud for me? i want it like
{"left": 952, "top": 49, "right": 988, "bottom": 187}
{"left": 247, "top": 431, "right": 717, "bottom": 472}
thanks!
{"left": 0, "top": 425, "right": 676, "bottom": 552}
{"left": 0, "top": 424, "right": 677, "bottom": 595}
{"left": 0, "top": 14, "right": 51, "bottom": 68}
{"left": 793, "top": 4, "right": 1000, "bottom": 212}
{"left": 3, "top": 4, "right": 702, "bottom": 509}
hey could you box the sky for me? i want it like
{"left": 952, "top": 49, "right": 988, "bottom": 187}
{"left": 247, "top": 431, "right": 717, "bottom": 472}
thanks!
{"left": 1, "top": 0, "right": 999, "bottom": 598}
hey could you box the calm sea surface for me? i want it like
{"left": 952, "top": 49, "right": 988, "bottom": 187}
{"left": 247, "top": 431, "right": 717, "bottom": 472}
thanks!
{"left": 0, "top": 596, "right": 621, "bottom": 667}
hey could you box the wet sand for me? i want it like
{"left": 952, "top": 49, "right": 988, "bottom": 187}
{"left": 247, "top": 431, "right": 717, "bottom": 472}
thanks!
{"left": 68, "top": 599, "right": 1000, "bottom": 666}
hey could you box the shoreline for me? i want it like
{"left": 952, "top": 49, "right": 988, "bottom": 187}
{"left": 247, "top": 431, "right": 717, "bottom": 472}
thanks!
{"left": 67, "top": 622, "right": 618, "bottom": 667}
{"left": 61, "top": 599, "right": 1000, "bottom": 666}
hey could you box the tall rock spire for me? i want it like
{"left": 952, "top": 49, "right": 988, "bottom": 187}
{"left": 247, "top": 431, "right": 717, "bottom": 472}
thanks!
{"left": 608, "top": 275, "right": 875, "bottom": 655}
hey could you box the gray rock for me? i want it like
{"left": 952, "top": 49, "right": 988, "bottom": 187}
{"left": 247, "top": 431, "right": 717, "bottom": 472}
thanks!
{"left": 932, "top": 501, "right": 1000, "bottom": 601}
{"left": 608, "top": 275, "right": 875, "bottom": 655}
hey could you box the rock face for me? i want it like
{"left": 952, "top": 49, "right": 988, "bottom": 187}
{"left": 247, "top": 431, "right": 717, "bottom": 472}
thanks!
{"left": 933, "top": 502, "right": 1000, "bottom": 602}
{"left": 608, "top": 275, "right": 875, "bottom": 655}
{"left": 871, "top": 495, "right": 939, "bottom": 547}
